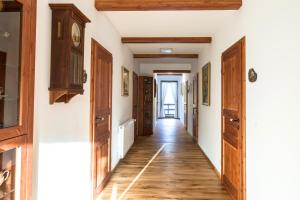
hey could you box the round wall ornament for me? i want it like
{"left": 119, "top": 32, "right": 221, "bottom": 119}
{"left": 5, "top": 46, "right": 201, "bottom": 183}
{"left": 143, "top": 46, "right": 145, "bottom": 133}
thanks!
{"left": 248, "top": 68, "right": 258, "bottom": 82}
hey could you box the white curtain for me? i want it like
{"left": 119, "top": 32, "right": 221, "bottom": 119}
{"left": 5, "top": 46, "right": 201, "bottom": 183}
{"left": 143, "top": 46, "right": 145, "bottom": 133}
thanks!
{"left": 160, "top": 83, "right": 168, "bottom": 118}
{"left": 170, "top": 83, "right": 178, "bottom": 118}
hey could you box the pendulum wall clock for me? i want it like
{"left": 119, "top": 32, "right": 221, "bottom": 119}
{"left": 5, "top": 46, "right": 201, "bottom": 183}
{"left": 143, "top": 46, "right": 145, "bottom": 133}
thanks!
{"left": 49, "top": 4, "right": 90, "bottom": 104}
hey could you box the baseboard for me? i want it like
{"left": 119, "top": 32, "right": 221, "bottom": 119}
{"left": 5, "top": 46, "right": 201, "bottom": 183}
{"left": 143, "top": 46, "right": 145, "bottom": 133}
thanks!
{"left": 111, "top": 159, "right": 121, "bottom": 174}
{"left": 198, "top": 145, "right": 221, "bottom": 179}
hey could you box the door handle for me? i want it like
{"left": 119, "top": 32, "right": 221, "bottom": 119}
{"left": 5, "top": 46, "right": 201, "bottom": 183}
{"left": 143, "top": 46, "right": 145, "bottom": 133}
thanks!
{"left": 0, "top": 95, "right": 8, "bottom": 100}
{"left": 95, "top": 116, "right": 105, "bottom": 124}
{"left": 229, "top": 118, "right": 240, "bottom": 123}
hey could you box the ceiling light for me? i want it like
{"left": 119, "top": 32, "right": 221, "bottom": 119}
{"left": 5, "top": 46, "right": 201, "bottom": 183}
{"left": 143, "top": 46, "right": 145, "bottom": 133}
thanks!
{"left": 160, "top": 48, "right": 173, "bottom": 54}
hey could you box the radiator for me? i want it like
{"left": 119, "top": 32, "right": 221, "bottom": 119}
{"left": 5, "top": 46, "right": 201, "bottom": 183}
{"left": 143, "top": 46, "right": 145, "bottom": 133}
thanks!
{"left": 118, "top": 119, "right": 135, "bottom": 159}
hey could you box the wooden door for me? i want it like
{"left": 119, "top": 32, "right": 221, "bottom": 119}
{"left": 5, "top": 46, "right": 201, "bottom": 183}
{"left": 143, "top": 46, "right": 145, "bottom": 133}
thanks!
{"left": 193, "top": 73, "right": 199, "bottom": 142}
{"left": 91, "top": 39, "right": 113, "bottom": 199}
{"left": 0, "top": 51, "right": 6, "bottom": 127}
{"left": 138, "top": 76, "right": 153, "bottom": 136}
{"left": 184, "top": 80, "right": 189, "bottom": 130}
{"left": 221, "top": 38, "right": 246, "bottom": 200}
{"left": 132, "top": 72, "right": 138, "bottom": 138}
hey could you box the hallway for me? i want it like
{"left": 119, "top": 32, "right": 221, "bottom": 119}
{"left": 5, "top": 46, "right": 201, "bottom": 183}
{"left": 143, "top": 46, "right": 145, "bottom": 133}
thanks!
{"left": 100, "top": 119, "right": 231, "bottom": 199}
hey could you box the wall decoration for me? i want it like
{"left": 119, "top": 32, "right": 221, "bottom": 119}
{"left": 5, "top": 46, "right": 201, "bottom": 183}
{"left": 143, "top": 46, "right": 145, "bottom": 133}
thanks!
{"left": 121, "top": 66, "right": 130, "bottom": 96}
{"left": 49, "top": 4, "right": 91, "bottom": 104}
{"left": 202, "top": 62, "right": 211, "bottom": 106}
{"left": 248, "top": 68, "right": 258, "bottom": 82}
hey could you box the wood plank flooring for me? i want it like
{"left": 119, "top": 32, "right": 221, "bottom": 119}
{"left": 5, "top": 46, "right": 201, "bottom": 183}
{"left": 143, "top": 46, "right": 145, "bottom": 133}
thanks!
{"left": 99, "top": 119, "right": 231, "bottom": 200}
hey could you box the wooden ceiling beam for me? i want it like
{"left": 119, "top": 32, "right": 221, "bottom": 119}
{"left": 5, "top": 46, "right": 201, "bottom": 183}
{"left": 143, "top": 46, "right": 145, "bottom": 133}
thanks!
{"left": 122, "top": 37, "right": 212, "bottom": 44}
{"left": 157, "top": 74, "right": 183, "bottom": 76}
{"left": 95, "top": 0, "right": 242, "bottom": 11}
{"left": 154, "top": 70, "right": 191, "bottom": 73}
{"left": 134, "top": 54, "right": 198, "bottom": 59}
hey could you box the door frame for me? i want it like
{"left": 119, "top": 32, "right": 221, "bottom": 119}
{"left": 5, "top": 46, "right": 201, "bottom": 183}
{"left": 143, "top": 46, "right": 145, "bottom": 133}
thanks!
{"left": 90, "top": 38, "right": 113, "bottom": 198}
{"left": 185, "top": 80, "right": 189, "bottom": 130}
{"left": 193, "top": 73, "right": 199, "bottom": 142}
{"left": 159, "top": 81, "right": 179, "bottom": 119}
{"left": 132, "top": 71, "right": 138, "bottom": 138}
{"left": 221, "top": 37, "right": 246, "bottom": 200}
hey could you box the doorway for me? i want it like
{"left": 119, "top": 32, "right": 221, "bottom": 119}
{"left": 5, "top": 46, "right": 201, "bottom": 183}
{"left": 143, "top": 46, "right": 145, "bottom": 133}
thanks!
{"left": 90, "top": 39, "right": 113, "bottom": 199}
{"left": 159, "top": 81, "right": 178, "bottom": 119}
{"left": 221, "top": 37, "right": 246, "bottom": 200}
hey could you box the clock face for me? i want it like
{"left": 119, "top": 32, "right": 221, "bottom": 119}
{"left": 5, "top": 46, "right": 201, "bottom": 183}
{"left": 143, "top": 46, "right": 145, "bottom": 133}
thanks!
{"left": 72, "top": 22, "right": 81, "bottom": 47}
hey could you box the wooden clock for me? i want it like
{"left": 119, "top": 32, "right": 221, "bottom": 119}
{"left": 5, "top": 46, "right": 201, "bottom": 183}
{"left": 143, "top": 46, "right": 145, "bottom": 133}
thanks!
{"left": 49, "top": 4, "right": 90, "bottom": 104}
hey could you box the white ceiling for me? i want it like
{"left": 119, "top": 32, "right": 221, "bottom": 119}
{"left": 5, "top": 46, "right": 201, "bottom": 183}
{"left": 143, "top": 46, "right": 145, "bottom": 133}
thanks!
{"left": 104, "top": 11, "right": 236, "bottom": 54}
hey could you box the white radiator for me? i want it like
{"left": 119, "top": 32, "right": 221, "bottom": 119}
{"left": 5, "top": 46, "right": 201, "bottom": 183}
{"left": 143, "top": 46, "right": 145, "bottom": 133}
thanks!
{"left": 118, "top": 119, "right": 135, "bottom": 159}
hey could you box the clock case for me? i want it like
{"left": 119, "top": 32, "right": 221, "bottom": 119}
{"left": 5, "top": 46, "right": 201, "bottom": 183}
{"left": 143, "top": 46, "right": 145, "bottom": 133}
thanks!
{"left": 49, "top": 4, "right": 90, "bottom": 104}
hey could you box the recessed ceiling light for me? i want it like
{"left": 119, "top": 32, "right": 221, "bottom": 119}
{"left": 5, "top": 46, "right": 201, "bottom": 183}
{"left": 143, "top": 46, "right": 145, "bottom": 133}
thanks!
{"left": 160, "top": 48, "right": 173, "bottom": 54}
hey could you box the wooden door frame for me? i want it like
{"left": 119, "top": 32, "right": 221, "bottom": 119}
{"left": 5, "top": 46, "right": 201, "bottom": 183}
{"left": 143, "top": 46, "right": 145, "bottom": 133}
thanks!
{"left": 132, "top": 71, "right": 138, "bottom": 138}
{"left": 0, "top": 0, "right": 36, "bottom": 199}
{"left": 185, "top": 80, "right": 189, "bottom": 130}
{"left": 221, "top": 37, "right": 246, "bottom": 200}
{"left": 160, "top": 81, "right": 179, "bottom": 119}
{"left": 90, "top": 38, "right": 113, "bottom": 198}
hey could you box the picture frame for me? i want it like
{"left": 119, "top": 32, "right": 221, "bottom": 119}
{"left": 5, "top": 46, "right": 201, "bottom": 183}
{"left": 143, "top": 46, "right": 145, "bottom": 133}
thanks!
{"left": 121, "top": 66, "right": 130, "bottom": 96}
{"left": 202, "top": 62, "right": 211, "bottom": 106}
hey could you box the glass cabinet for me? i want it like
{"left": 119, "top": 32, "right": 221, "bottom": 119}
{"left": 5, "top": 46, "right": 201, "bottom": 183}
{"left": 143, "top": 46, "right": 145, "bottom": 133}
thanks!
{"left": 0, "top": 0, "right": 35, "bottom": 199}
{"left": 0, "top": 1, "right": 22, "bottom": 129}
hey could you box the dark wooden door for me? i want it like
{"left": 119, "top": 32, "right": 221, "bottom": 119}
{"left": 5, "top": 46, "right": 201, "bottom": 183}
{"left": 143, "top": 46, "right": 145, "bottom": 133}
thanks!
{"left": 138, "top": 76, "right": 153, "bottom": 136}
{"left": 0, "top": 51, "right": 6, "bottom": 128}
{"left": 221, "top": 38, "right": 246, "bottom": 200}
{"left": 193, "top": 73, "right": 199, "bottom": 142}
{"left": 132, "top": 72, "right": 138, "bottom": 138}
{"left": 91, "top": 39, "right": 113, "bottom": 199}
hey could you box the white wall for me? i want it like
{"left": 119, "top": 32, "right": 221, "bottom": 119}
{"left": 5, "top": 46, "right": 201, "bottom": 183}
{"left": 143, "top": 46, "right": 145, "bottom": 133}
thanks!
{"left": 34, "top": 0, "right": 136, "bottom": 199}
{"left": 194, "top": 0, "right": 300, "bottom": 199}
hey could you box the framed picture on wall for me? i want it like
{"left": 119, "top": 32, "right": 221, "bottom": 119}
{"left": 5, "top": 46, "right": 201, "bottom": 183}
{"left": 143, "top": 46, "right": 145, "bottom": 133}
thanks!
{"left": 202, "top": 62, "right": 211, "bottom": 106}
{"left": 121, "top": 66, "right": 130, "bottom": 96}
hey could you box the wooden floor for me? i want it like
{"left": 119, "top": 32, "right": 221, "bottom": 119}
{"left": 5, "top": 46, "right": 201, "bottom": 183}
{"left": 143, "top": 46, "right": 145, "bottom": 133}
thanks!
{"left": 100, "top": 119, "right": 231, "bottom": 200}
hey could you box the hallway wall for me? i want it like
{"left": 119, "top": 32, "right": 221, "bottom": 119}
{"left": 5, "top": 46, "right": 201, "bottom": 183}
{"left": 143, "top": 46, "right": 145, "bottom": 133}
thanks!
{"left": 34, "top": 0, "right": 137, "bottom": 199}
{"left": 194, "top": 0, "right": 300, "bottom": 199}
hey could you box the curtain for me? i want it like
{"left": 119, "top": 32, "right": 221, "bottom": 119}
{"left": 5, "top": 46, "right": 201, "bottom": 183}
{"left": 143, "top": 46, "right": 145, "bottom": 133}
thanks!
{"left": 170, "top": 83, "right": 178, "bottom": 118}
{"left": 160, "top": 83, "right": 168, "bottom": 118}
